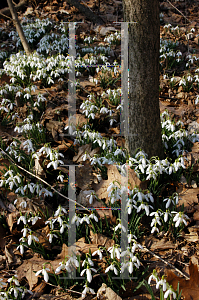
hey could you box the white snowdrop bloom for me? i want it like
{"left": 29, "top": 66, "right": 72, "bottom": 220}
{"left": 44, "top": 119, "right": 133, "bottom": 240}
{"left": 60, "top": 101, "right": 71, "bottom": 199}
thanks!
{"left": 89, "top": 213, "right": 98, "bottom": 222}
{"left": 151, "top": 226, "right": 159, "bottom": 234}
{"left": 148, "top": 273, "right": 159, "bottom": 285}
{"left": 71, "top": 214, "right": 81, "bottom": 226}
{"left": 57, "top": 174, "right": 64, "bottom": 182}
{"left": 80, "top": 215, "right": 90, "bottom": 224}
{"left": 55, "top": 261, "right": 66, "bottom": 274}
{"left": 54, "top": 205, "right": 67, "bottom": 216}
{"left": 27, "top": 232, "right": 39, "bottom": 245}
{"left": 108, "top": 245, "right": 120, "bottom": 259}
{"left": 92, "top": 248, "right": 103, "bottom": 260}
{"left": 114, "top": 223, "right": 127, "bottom": 232}
{"left": 105, "top": 263, "right": 118, "bottom": 275}
{"left": 7, "top": 275, "right": 20, "bottom": 286}
{"left": 28, "top": 215, "right": 41, "bottom": 225}
{"left": 82, "top": 284, "right": 95, "bottom": 299}
{"left": 172, "top": 211, "right": 189, "bottom": 227}
{"left": 17, "top": 215, "right": 27, "bottom": 225}
{"left": 164, "top": 286, "right": 176, "bottom": 299}
{"left": 80, "top": 267, "right": 97, "bottom": 283}
{"left": 35, "top": 266, "right": 50, "bottom": 283}
{"left": 47, "top": 232, "right": 58, "bottom": 243}
{"left": 156, "top": 278, "right": 167, "bottom": 291}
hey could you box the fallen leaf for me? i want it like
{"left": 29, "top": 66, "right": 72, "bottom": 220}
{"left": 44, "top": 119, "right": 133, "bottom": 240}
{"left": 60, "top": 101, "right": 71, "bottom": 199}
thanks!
{"left": 166, "top": 261, "right": 199, "bottom": 300}
{"left": 92, "top": 164, "right": 147, "bottom": 202}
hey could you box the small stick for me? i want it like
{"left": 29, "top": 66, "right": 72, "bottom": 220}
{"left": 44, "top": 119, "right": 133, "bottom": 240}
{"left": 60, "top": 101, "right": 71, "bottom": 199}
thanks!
{"left": 142, "top": 245, "right": 190, "bottom": 279}
{"left": 0, "top": 148, "right": 90, "bottom": 212}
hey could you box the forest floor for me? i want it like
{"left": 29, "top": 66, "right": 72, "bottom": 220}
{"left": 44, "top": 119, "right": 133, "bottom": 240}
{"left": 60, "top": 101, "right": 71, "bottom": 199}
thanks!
{"left": 0, "top": 0, "right": 199, "bottom": 299}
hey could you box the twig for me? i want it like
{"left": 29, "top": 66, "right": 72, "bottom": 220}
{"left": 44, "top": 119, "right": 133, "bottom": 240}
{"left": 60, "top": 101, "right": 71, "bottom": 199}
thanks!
{"left": 0, "top": 148, "right": 90, "bottom": 212}
{"left": 159, "top": 95, "right": 179, "bottom": 101}
{"left": 46, "top": 282, "right": 84, "bottom": 296}
{"left": 166, "top": 0, "right": 191, "bottom": 24}
{"left": 142, "top": 245, "right": 190, "bottom": 279}
{"left": 0, "top": 12, "right": 12, "bottom": 20}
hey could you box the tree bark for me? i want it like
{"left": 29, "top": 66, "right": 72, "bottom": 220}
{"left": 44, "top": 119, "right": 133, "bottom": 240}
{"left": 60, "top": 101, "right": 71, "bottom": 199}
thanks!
{"left": 123, "top": 0, "right": 164, "bottom": 160}
{"left": 6, "top": 0, "right": 32, "bottom": 56}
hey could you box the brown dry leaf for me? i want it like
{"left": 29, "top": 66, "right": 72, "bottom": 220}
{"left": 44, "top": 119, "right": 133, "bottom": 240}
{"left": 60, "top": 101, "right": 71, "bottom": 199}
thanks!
{"left": 4, "top": 245, "right": 14, "bottom": 264}
{"left": 76, "top": 162, "right": 95, "bottom": 190}
{"left": 145, "top": 236, "right": 176, "bottom": 251}
{"left": 34, "top": 225, "right": 51, "bottom": 250}
{"left": 0, "top": 223, "right": 6, "bottom": 249}
{"left": 75, "top": 237, "right": 99, "bottom": 254}
{"left": 92, "top": 164, "right": 147, "bottom": 202}
{"left": 97, "top": 283, "right": 122, "bottom": 300}
{"left": 73, "top": 143, "right": 92, "bottom": 162}
{"left": 176, "top": 186, "right": 199, "bottom": 213}
{"left": 166, "top": 261, "right": 199, "bottom": 300}
{"left": 182, "top": 225, "right": 199, "bottom": 242}
{"left": 73, "top": 143, "right": 100, "bottom": 163}
{"left": 31, "top": 281, "right": 47, "bottom": 298}
{"left": 6, "top": 211, "right": 19, "bottom": 232}
{"left": 90, "top": 231, "right": 115, "bottom": 249}
{"left": 17, "top": 254, "right": 49, "bottom": 290}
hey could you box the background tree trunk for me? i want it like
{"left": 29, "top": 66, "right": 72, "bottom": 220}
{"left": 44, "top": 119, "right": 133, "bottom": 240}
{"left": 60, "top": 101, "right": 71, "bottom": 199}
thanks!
{"left": 123, "top": 0, "right": 164, "bottom": 160}
{"left": 6, "top": 0, "right": 32, "bottom": 56}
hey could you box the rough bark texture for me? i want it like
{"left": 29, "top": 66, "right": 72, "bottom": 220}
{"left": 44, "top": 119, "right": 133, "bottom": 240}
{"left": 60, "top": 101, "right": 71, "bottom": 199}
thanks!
{"left": 123, "top": 0, "right": 164, "bottom": 159}
{"left": 6, "top": 0, "right": 32, "bottom": 56}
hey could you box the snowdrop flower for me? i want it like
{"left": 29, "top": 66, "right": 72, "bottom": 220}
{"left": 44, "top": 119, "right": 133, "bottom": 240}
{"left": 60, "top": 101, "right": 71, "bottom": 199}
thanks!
{"left": 17, "top": 214, "right": 27, "bottom": 225}
{"left": 54, "top": 205, "right": 67, "bottom": 216}
{"left": 17, "top": 237, "right": 27, "bottom": 255}
{"left": 81, "top": 283, "right": 95, "bottom": 299}
{"left": 80, "top": 214, "right": 90, "bottom": 224}
{"left": 127, "top": 233, "right": 137, "bottom": 244}
{"left": 148, "top": 272, "right": 159, "bottom": 285}
{"left": 86, "top": 192, "right": 96, "bottom": 205}
{"left": 47, "top": 232, "right": 58, "bottom": 243}
{"left": 81, "top": 152, "right": 91, "bottom": 161}
{"left": 28, "top": 214, "right": 41, "bottom": 225}
{"left": 108, "top": 245, "right": 120, "bottom": 260}
{"left": 92, "top": 248, "right": 103, "bottom": 260}
{"left": 164, "top": 285, "right": 176, "bottom": 299}
{"left": 89, "top": 213, "right": 98, "bottom": 222}
{"left": 45, "top": 219, "right": 54, "bottom": 230}
{"left": 60, "top": 222, "right": 69, "bottom": 233}
{"left": 57, "top": 174, "right": 64, "bottom": 182}
{"left": 156, "top": 277, "right": 167, "bottom": 291}
{"left": 55, "top": 261, "right": 66, "bottom": 274}
{"left": 136, "top": 202, "right": 153, "bottom": 216}
{"left": 172, "top": 211, "right": 189, "bottom": 227}
{"left": 150, "top": 211, "right": 162, "bottom": 227}
{"left": 151, "top": 226, "right": 159, "bottom": 234}
{"left": 7, "top": 275, "right": 20, "bottom": 286}
{"left": 114, "top": 221, "right": 127, "bottom": 232}
{"left": 35, "top": 265, "right": 50, "bottom": 283}
{"left": 105, "top": 262, "right": 118, "bottom": 275}
{"left": 71, "top": 214, "right": 81, "bottom": 226}
{"left": 80, "top": 266, "right": 97, "bottom": 283}
{"left": 27, "top": 231, "right": 39, "bottom": 245}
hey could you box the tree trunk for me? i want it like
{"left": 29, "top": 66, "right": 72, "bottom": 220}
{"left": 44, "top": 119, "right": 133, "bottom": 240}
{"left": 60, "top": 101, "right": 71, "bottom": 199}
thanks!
{"left": 123, "top": 0, "right": 164, "bottom": 160}
{"left": 7, "top": 0, "right": 32, "bottom": 56}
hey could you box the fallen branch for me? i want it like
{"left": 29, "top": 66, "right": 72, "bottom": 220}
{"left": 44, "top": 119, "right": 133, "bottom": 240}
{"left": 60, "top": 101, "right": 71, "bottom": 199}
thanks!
{"left": 65, "top": 0, "right": 105, "bottom": 25}
{"left": 0, "top": 147, "right": 90, "bottom": 212}
{"left": 0, "top": 0, "right": 28, "bottom": 20}
{"left": 142, "top": 245, "right": 190, "bottom": 280}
